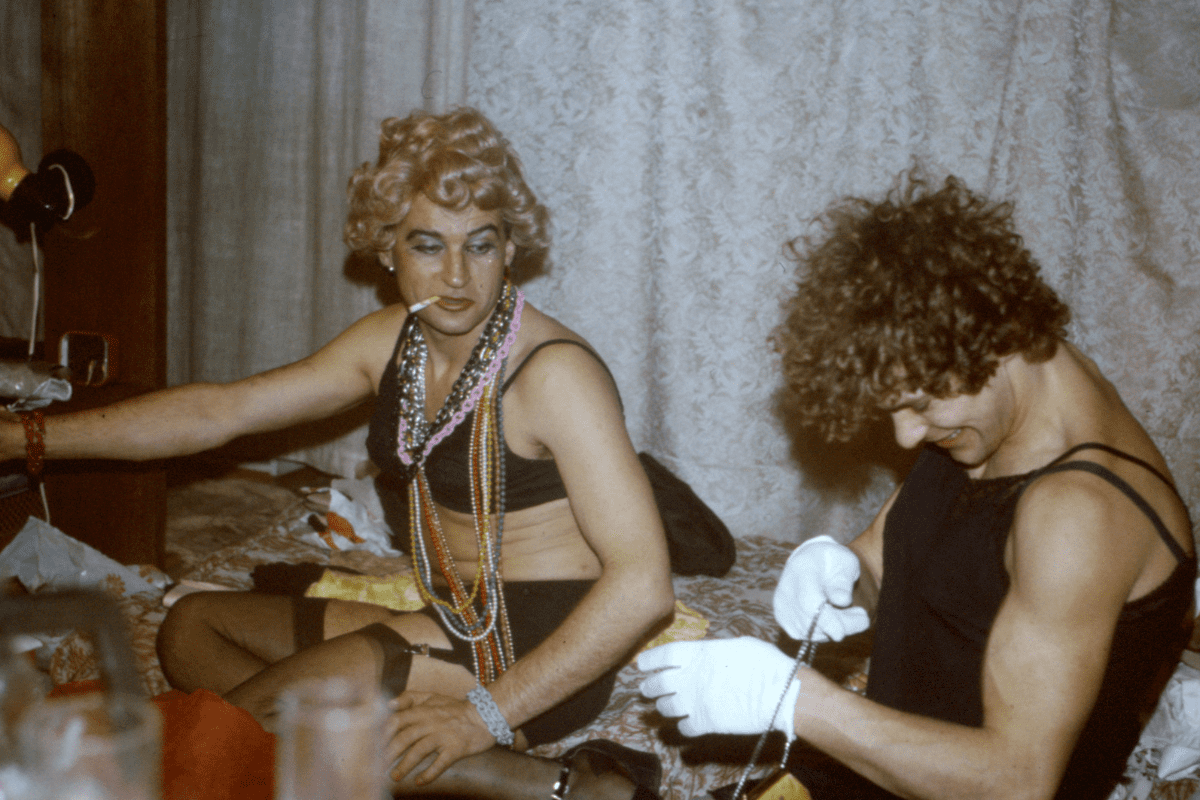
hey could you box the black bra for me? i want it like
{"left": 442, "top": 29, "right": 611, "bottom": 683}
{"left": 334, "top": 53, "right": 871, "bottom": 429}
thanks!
{"left": 366, "top": 337, "right": 617, "bottom": 513}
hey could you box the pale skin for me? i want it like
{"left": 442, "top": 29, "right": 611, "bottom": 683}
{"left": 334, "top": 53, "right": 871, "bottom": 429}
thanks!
{"left": 1, "top": 196, "right": 675, "bottom": 794}
{"left": 788, "top": 343, "right": 1193, "bottom": 800}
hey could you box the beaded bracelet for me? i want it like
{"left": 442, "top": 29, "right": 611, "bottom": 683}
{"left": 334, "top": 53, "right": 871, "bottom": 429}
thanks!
{"left": 466, "top": 684, "right": 514, "bottom": 747}
{"left": 19, "top": 410, "right": 45, "bottom": 478}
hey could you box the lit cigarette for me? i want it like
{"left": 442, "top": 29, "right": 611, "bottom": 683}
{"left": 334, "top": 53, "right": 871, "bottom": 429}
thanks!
{"left": 408, "top": 296, "right": 441, "bottom": 313}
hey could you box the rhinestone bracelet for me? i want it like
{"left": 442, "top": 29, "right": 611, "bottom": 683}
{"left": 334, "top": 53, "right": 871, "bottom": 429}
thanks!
{"left": 467, "top": 684, "right": 514, "bottom": 747}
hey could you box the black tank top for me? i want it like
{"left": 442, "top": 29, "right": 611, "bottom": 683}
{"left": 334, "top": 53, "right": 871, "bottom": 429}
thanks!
{"left": 366, "top": 336, "right": 617, "bottom": 514}
{"left": 867, "top": 443, "right": 1196, "bottom": 800}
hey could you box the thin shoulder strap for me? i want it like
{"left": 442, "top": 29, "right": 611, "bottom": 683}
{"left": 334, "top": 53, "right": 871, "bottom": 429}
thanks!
{"left": 1035, "top": 460, "right": 1191, "bottom": 564}
{"left": 501, "top": 338, "right": 624, "bottom": 409}
{"left": 1049, "top": 442, "right": 1177, "bottom": 493}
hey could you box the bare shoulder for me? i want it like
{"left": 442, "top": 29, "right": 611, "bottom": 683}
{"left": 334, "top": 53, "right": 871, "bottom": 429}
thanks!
{"left": 334, "top": 303, "right": 408, "bottom": 346}
{"left": 505, "top": 305, "right": 617, "bottom": 398}
{"left": 1002, "top": 476, "right": 1136, "bottom": 633}
{"left": 1010, "top": 451, "right": 1188, "bottom": 612}
{"left": 305, "top": 303, "right": 408, "bottom": 388}
{"left": 501, "top": 305, "right": 624, "bottom": 454}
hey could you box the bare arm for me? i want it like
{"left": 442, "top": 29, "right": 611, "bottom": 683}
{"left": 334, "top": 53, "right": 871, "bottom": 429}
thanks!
{"left": 791, "top": 472, "right": 1144, "bottom": 800}
{"left": 0, "top": 307, "right": 402, "bottom": 463}
{"left": 844, "top": 486, "right": 897, "bottom": 620}
{"left": 485, "top": 344, "right": 675, "bottom": 727}
{"left": 386, "top": 343, "right": 675, "bottom": 784}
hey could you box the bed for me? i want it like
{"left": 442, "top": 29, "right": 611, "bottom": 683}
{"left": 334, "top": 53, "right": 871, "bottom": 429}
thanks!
{"left": 15, "top": 475, "right": 1200, "bottom": 800}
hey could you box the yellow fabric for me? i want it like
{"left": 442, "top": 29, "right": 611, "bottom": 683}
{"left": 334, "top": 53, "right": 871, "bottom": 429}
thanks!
{"left": 304, "top": 569, "right": 709, "bottom": 653}
{"left": 643, "top": 599, "right": 709, "bottom": 650}
{"left": 305, "top": 569, "right": 425, "bottom": 611}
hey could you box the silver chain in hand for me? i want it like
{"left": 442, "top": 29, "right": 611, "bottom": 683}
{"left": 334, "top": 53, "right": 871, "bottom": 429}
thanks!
{"left": 729, "top": 601, "right": 828, "bottom": 800}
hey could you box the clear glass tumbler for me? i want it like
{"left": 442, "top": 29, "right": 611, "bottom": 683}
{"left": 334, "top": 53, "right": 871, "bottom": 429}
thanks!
{"left": 274, "top": 677, "right": 387, "bottom": 800}
{"left": 16, "top": 692, "right": 161, "bottom": 800}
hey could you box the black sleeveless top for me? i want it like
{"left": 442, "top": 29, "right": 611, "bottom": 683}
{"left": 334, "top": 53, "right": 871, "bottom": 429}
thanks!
{"left": 866, "top": 443, "right": 1196, "bottom": 800}
{"left": 366, "top": 336, "right": 616, "bottom": 516}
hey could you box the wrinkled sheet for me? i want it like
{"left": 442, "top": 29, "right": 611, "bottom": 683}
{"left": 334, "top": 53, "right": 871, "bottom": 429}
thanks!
{"left": 24, "top": 498, "right": 1200, "bottom": 800}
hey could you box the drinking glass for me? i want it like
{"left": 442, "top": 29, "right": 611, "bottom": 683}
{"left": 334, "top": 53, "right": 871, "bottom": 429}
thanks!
{"left": 16, "top": 692, "right": 160, "bottom": 800}
{"left": 274, "top": 677, "right": 387, "bottom": 800}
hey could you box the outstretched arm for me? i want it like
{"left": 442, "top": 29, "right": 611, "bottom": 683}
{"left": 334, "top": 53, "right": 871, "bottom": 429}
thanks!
{"left": 0, "top": 307, "right": 402, "bottom": 463}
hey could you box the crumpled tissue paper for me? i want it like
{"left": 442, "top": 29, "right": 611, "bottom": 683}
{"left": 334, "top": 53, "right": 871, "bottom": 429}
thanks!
{"left": 0, "top": 359, "right": 72, "bottom": 411}
{"left": 298, "top": 487, "right": 402, "bottom": 558}
{"left": 0, "top": 517, "right": 163, "bottom": 669}
{"left": 0, "top": 516, "right": 159, "bottom": 598}
{"left": 1135, "top": 661, "right": 1200, "bottom": 781}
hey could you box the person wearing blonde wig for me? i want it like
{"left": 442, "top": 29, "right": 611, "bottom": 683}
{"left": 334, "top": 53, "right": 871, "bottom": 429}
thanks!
{"left": 640, "top": 173, "right": 1195, "bottom": 800}
{"left": 2, "top": 107, "right": 671, "bottom": 800}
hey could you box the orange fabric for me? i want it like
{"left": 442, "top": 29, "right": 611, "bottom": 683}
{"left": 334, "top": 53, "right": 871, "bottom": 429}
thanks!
{"left": 47, "top": 678, "right": 104, "bottom": 698}
{"left": 155, "top": 689, "right": 275, "bottom": 800}
{"left": 49, "top": 682, "right": 275, "bottom": 800}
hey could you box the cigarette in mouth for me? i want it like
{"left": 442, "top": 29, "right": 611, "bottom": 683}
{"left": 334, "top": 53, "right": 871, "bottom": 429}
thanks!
{"left": 408, "top": 296, "right": 441, "bottom": 313}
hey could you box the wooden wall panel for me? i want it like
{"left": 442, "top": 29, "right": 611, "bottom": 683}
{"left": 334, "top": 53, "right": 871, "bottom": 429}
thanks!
{"left": 39, "top": 0, "right": 168, "bottom": 567}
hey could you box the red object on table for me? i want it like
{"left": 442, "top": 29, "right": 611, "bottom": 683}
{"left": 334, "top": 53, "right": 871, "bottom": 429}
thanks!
{"left": 49, "top": 681, "right": 276, "bottom": 800}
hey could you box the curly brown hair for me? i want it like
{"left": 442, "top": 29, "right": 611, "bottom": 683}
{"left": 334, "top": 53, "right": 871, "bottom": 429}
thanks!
{"left": 343, "top": 107, "right": 551, "bottom": 281}
{"left": 772, "top": 172, "right": 1070, "bottom": 442}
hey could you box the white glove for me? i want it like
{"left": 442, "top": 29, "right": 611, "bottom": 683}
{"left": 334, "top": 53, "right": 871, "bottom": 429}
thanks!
{"left": 637, "top": 637, "right": 801, "bottom": 738}
{"left": 773, "top": 535, "right": 870, "bottom": 642}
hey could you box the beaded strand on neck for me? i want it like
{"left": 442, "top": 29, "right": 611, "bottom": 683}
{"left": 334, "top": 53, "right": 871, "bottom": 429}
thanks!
{"left": 394, "top": 283, "right": 522, "bottom": 476}
{"left": 401, "top": 283, "right": 522, "bottom": 684}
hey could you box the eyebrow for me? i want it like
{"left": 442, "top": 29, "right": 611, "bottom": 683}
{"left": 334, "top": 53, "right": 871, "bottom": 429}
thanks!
{"left": 405, "top": 224, "right": 501, "bottom": 241}
{"left": 878, "top": 395, "right": 926, "bottom": 413}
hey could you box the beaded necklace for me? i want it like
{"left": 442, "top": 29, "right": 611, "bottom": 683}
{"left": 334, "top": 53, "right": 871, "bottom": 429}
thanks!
{"left": 397, "top": 282, "right": 523, "bottom": 684}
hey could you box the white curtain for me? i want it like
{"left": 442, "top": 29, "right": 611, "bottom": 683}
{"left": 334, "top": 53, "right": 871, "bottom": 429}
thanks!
{"left": 0, "top": 1, "right": 42, "bottom": 343}
{"left": 465, "top": 0, "right": 1200, "bottom": 545}
{"left": 166, "top": 0, "right": 473, "bottom": 478}
{"left": 8, "top": 0, "right": 1200, "bottom": 548}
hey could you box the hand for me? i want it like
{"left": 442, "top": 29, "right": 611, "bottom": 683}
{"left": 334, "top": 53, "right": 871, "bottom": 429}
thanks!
{"left": 773, "top": 535, "right": 870, "bottom": 642}
{"left": 384, "top": 691, "right": 498, "bottom": 786}
{"left": 638, "top": 637, "right": 801, "bottom": 738}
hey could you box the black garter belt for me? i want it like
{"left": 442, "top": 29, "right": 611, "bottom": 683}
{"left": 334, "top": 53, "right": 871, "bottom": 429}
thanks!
{"left": 358, "top": 622, "right": 464, "bottom": 697}
{"left": 290, "top": 582, "right": 619, "bottom": 745}
{"left": 291, "top": 597, "right": 465, "bottom": 698}
{"left": 292, "top": 596, "right": 330, "bottom": 653}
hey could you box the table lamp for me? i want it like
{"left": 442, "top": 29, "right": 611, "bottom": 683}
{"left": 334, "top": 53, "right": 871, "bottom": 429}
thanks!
{"left": 0, "top": 121, "right": 94, "bottom": 231}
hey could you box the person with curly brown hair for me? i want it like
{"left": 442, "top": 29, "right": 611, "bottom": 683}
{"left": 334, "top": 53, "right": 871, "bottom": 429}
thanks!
{"left": 640, "top": 173, "right": 1196, "bottom": 800}
{"left": 1, "top": 107, "right": 670, "bottom": 800}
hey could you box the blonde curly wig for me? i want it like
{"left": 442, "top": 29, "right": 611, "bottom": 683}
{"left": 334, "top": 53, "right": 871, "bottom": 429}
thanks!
{"left": 344, "top": 107, "right": 550, "bottom": 281}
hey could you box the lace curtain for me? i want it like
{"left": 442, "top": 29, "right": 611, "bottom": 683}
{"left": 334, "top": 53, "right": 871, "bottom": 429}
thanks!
{"left": 6, "top": 0, "right": 1198, "bottom": 547}
{"left": 466, "top": 0, "right": 1200, "bottom": 544}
